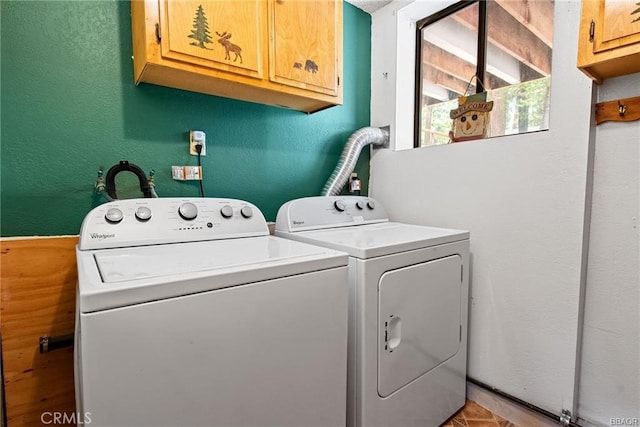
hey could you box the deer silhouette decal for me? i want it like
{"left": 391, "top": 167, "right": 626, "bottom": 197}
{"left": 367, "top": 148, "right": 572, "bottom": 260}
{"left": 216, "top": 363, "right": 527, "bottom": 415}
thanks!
{"left": 215, "top": 32, "right": 242, "bottom": 64}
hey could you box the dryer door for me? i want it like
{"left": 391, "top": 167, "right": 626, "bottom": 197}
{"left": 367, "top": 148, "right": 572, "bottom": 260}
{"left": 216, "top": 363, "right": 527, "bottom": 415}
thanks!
{"left": 378, "top": 254, "right": 462, "bottom": 397}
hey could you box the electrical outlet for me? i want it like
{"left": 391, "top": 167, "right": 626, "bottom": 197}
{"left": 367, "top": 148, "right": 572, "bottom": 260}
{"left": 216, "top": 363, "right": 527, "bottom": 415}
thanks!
{"left": 172, "top": 166, "right": 202, "bottom": 180}
{"left": 189, "top": 130, "right": 206, "bottom": 156}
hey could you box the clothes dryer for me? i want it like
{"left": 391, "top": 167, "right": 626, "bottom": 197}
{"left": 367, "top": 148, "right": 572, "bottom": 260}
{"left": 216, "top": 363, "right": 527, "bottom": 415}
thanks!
{"left": 75, "top": 197, "right": 349, "bottom": 427}
{"left": 275, "top": 196, "right": 470, "bottom": 427}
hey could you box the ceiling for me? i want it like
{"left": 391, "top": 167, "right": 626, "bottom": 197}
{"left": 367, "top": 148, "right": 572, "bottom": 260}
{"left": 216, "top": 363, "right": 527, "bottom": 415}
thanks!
{"left": 346, "top": 0, "right": 393, "bottom": 14}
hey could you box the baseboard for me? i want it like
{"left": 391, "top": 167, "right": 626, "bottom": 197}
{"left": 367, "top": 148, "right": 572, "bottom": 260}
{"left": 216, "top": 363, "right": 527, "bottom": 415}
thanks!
{"left": 467, "top": 382, "right": 560, "bottom": 427}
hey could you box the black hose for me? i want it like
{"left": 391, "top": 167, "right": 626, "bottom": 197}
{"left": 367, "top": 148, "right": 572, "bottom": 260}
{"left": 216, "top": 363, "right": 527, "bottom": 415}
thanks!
{"left": 105, "top": 161, "right": 153, "bottom": 199}
{"left": 39, "top": 333, "right": 74, "bottom": 353}
{"left": 197, "top": 151, "right": 205, "bottom": 198}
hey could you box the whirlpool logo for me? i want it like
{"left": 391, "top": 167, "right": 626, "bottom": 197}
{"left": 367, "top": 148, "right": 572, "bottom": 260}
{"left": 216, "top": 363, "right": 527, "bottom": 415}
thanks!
{"left": 292, "top": 220, "right": 305, "bottom": 226}
{"left": 89, "top": 233, "right": 115, "bottom": 240}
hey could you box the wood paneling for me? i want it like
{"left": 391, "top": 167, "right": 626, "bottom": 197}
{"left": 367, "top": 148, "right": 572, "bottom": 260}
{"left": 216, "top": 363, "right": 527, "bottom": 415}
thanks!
{"left": 1, "top": 237, "right": 78, "bottom": 427}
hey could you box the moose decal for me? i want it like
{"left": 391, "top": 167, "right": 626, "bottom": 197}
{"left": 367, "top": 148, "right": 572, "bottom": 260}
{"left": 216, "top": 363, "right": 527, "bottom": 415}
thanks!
{"left": 215, "top": 32, "right": 242, "bottom": 64}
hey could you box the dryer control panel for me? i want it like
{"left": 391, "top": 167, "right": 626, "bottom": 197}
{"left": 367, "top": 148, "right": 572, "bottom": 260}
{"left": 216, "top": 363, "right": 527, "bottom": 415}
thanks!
{"left": 275, "top": 196, "right": 389, "bottom": 232}
{"left": 79, "top": 198, "right": 269, "bottom": 250}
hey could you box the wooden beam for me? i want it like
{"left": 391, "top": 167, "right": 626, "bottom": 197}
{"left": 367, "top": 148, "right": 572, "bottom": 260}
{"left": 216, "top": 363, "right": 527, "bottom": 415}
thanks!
{"left": 495, "top": 0, "right": 554, "bottom": 47}
{"left": 486, "top": 73, "right": 511, "bottom": 91}
{"left": 423, "top": 41, "right": 518, "bottom": 90}
{"left": 423, "top": 41, "right": 478, "bottom": 85}
{"left": 423, "top": 67, "right": 470, "bottom": 96}
{"left": 453, "top": 1, "right": 552, "bottom": 76}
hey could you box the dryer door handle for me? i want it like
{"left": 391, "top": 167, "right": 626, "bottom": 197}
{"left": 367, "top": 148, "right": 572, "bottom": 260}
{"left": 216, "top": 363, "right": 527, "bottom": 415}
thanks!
{"left": 384, "top": 316, "right": 402, "bottom": 353}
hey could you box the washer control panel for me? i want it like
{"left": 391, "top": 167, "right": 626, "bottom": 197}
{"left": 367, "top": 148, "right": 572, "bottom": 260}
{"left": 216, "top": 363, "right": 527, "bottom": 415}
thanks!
{"left": 79, "top": 198, "right": 269, "bottom": 250}
{"left": 275, "top": 196, "right": 388, "bottom": 232}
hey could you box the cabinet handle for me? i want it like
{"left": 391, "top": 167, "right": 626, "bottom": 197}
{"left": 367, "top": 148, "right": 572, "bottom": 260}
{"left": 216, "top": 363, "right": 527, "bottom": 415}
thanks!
{"left": 589, "top": 20, "right": 595, "bottom": 43}
{"left": 155, "top": 22, "right": 161, "bottom": 44}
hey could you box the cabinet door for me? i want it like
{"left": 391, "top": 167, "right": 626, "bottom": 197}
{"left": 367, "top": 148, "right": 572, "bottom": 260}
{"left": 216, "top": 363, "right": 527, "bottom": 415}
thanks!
{"left": 577, "top": 0, "right": 640, "bottom": 82}
{"left": 269, "top": 0, "right": 341, "bottom": 96}
{"left": 159, "top": 0, "right": 266, "bottom": 79}
{"left": 593, "top": 0, "right": 640, "bottom": 53}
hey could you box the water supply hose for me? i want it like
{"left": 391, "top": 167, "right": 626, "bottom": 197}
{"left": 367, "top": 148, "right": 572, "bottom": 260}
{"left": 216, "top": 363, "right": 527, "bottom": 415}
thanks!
{"left": 321, "top": 127, "right": 389, "bottom": 196}
{"left": 105, "top": 161, "right": 153, "bottom": 199}
{"left": 147, "top": 169, "right": 159, "bottom": 198}
{"left": 95, "top": 169, "right": 114, "bottom": 202}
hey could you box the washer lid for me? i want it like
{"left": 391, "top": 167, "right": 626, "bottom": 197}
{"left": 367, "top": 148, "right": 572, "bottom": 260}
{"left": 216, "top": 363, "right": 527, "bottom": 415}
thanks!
{"left": 276, "top": 222, "right": 469, "bottom": 259}
{"left": 77, "top": 236, "right": 348, "bottom": 312}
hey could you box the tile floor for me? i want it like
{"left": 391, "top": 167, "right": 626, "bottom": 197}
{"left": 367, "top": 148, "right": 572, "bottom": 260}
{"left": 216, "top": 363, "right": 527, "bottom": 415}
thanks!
{"left": 441, "top": 400, "right": 517, "bottom": 427}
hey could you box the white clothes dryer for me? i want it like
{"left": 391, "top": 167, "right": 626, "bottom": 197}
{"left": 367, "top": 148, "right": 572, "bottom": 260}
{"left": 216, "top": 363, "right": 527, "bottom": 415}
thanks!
{"left": 275, "top": 196, "right": 470, "bottom": 427}
{"left": 75, "top": 197, "right": 349, "bottom": 427}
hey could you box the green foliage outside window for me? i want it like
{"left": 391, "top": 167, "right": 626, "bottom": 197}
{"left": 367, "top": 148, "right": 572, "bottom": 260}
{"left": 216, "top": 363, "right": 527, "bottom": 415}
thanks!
{"left": 421, "top": 77, "right": 551, "bottom": 147}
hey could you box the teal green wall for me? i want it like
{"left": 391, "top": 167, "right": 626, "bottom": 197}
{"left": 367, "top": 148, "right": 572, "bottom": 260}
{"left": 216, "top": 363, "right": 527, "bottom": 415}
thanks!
{"left": 0, "top": 1, "right": 372, "bottom": 237}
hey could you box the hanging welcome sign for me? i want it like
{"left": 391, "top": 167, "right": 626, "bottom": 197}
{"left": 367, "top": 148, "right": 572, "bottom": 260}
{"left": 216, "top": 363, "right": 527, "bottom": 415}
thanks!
{"left": 449, "top": 76, "right": 494, "bottom": 143}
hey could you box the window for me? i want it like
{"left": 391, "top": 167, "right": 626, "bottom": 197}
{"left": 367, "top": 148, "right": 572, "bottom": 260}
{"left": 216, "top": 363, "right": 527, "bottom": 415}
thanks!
{"left": 415, "top": 0, "right": 553, "bottom": 147}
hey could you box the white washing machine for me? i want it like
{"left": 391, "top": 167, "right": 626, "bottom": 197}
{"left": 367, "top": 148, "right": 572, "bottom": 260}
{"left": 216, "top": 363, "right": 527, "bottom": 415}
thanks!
{"left": 275, "top": 196, "right": 470, "bottom": 427}
{"left": 75, "top": 197, "right": 349, "bottom": 427}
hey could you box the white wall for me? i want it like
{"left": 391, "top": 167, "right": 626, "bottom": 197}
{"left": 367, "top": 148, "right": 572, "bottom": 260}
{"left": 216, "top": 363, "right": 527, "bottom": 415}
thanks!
{"left": 577, "top": 74, "right": 640, "bottom": 426}
{"left": 369, "top": 0, "right": 594, "bottom": 417}
{"left": 371, "top": 0, "right": 456, "bottom": 150}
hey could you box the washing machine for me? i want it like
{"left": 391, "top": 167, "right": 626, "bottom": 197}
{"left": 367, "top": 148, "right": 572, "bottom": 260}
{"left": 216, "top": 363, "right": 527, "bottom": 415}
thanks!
{"left": 275, "top": 196, "right": 470, "bottom": 427}
{"left": 75, "top": 197, "right": 349, "bottom": 427}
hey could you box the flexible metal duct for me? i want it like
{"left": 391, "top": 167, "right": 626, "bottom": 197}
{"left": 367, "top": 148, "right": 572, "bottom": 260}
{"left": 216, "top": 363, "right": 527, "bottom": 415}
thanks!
{"left": 322, "top": 126, "right": 389, "bottom": 196}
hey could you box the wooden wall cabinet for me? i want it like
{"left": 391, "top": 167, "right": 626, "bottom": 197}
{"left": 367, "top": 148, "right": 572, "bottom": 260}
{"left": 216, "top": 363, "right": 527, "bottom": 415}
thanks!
{"left": 577, "top": 0, "right": 640, "bottom": 84}
{"left": 131, "top": 0, "right": 342, "bottom": 113}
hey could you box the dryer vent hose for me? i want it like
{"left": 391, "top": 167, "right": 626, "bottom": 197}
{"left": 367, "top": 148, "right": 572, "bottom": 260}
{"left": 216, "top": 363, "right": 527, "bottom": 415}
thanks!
{"left": 321, "top": 127, "right": 389, "bottom": 196}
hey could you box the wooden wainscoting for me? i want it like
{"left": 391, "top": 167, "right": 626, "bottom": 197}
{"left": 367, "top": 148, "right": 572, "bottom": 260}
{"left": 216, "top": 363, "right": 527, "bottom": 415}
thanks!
{"left": 1, "top": 237, "right": 78, "bottom": 427}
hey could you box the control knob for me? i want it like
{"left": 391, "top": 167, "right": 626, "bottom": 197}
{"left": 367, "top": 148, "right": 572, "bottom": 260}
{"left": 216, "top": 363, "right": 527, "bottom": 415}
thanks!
{"left": 105, "top": 208, "right": 123, "bottom": 224}
{"left": 241, "top": 206, "right": 253, "bottom": 218}
{"left": 367, "top": 200, "right": 376, "bottom": 210}
{"left": 355, "top": 201, "right": 365, "bottom": 210}
{"left": 135, "top": 206, "right": 152, "bottom": 222}
{"left": 334, "top": 200, "right": 346, "bottom": 212}
{"left": 178, "top": 202, "right": 198, "bottom": 220}
{"left": 220, "top": 205, "right": 234, "bottom": 219}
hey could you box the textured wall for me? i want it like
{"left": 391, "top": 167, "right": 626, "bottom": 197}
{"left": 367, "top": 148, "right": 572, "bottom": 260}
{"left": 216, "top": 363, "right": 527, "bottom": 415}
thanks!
{"left": 0, "top": 1, "right": 372, "bottom": 236}
{"left": 578, "top": 74, "right": 640, "bottom": 425}
{"left": 369, "top": 0, "right": 594, "bottom": 414}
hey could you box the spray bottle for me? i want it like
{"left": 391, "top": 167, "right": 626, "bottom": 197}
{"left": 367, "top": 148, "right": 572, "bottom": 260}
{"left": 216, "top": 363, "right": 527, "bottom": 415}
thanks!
{"left": 349, "top": 172, "right": 361, "bottom": 196}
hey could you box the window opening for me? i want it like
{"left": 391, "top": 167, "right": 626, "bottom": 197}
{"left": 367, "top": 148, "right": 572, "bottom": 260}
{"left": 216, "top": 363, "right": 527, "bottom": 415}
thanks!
{"left": 415, "top": 0, "right": 553, "bottom": 148}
